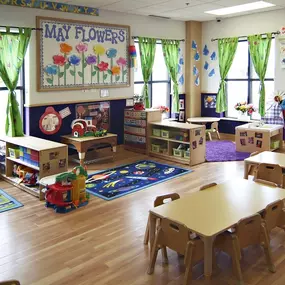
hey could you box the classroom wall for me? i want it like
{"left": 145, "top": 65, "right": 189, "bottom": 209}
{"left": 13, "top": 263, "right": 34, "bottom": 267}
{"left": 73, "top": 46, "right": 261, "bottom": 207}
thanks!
{"left": 0, "top": 5, "right": 186, "bottom": 106}
{"left": 202, "top": 8, "right": 285, "bottom": 94}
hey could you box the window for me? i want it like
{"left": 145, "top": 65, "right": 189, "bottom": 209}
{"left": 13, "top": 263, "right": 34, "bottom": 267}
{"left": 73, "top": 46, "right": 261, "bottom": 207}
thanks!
{"left": 134, "top": 42, "right": 171, "bottom": 109}
{"left": 226, "top": 39, "right": 275, "bottom": 119}
{"left": 0, "top": 63, "right": 25, "bottom": 135}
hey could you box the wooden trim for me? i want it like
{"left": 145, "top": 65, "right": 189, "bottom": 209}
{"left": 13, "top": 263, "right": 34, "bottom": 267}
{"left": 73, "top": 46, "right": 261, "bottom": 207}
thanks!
{"left": 36, "top": 16, "right": 131, "bottom": 92}
{"left": 24, "top": 96, "right": 131, "bottom": 107}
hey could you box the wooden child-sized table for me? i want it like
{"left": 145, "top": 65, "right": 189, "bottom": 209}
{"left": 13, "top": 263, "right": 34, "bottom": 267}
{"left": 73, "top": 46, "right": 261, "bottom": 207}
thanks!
{"left": 244, "top": 151, "right": 285, "bottom": 181}
{"left": 148, "top": 179, "right": 285, "bottom": 283}
{"left": 61, "top": 133, "right": 117, "bottom": 166}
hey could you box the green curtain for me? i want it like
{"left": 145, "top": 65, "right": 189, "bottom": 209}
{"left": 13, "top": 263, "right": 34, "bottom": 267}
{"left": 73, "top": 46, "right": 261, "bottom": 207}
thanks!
{"left": 248, "top": 34, "right": 272, "bottom": 116}
{"left": 0, "top": 27, "right": 31, "bottom": 137}
{"left": 162, "top": 39, "right": 180, "bottom": 113}
{"left": 216, "top": 37, "right": 238, "bottom": 113}
{"left": 138, "top": 37, "right": 156, "bottom": 108}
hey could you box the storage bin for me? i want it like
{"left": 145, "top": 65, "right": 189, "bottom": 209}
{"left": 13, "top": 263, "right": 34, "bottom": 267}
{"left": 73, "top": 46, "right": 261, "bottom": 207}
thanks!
{"left": 271, "top": 140, "right": 280, "bottom": 149}
{"left": 31, "top": 154, "right": 39, "bottom": 162}
{"left": 184, "top": 150, "right": 190, "bottom": 159}
{"left": 151, "top": 144, "right": 160, "bottom": 153}
{"left": 8, "top": 148, "right": 20, "bottom": 159}
{"left": 173, "top": 148, "right": 184, "bottom": 157}
{"left": 161, "top": 130, "right": 169, "bottom": 138}
{"left": 152, "top": 129, "right": 161, "bottom": 137}
{"left": 31, "top": 150, "right": 39, "bottom": 158}
{"left": 160, "top": 148, "right": 168, "bottom": 155}
{"left": 24, "top": 153, "right": 31, "bottom": 159}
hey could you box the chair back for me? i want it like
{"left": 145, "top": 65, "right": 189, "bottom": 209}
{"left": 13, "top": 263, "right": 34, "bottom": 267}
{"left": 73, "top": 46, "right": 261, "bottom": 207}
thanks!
{"left": 255, "top": 163, "right": 283, "bottom": 186}
{"left": 154, "top": 193, "right": 180, "bottom": 207}
{"left": 200, "top": 182, "right": 217, "bottom": 191}
{"left": 250, "top": 151, "right": 260, "bottom": 157}
{"left": 264, "top": 200, "right": 284, "bottom": 232}
{"left": 0, "top": 281, "right": 20, "bottom": 285}
{"left": 236, "top": 214, "right": 262, "bottom": 248}
{"left": 159, "top": 218, "right": 190, "bottom": 255}
{"left": 254, "top": 179, "right": 278, "bottom": 187}
{"left": 211, "top": 122, "right": 218, "bottom": 131}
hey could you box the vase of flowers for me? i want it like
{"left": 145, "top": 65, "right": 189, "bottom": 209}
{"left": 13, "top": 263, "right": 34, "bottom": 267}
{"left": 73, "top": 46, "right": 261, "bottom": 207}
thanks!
{"left": 158, "top": 106, "right": 170, "bottom": 120}
{"left": 234, "top": 102, "right": 251, "bottom": 120}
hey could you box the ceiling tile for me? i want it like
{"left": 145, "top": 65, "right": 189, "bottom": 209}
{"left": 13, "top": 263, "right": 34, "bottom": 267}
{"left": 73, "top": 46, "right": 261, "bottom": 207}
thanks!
{"left": 100, "top": 0, "right": 152, "bottom": 12}
{"left": 69, "top": 0, "right": 119, "bottom": 8}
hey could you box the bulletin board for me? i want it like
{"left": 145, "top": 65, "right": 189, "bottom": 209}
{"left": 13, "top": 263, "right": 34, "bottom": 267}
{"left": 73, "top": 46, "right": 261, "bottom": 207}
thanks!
{"left": 75, "top": 101, "right": 110, "bottom": 130}
{"left": 36, "top": 16, "right": 130, "bottom": 91}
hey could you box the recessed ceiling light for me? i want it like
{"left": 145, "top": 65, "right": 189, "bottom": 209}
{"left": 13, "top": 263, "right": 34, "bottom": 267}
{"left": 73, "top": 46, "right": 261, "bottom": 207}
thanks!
{"left": 205, "top": 1, "right": 275, "bottom": 16}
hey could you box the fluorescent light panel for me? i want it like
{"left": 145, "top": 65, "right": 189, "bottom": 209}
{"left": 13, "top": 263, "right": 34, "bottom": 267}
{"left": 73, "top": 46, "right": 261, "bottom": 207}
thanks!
{"left": 205, "top": 1, "right": 275, "bottom": 16}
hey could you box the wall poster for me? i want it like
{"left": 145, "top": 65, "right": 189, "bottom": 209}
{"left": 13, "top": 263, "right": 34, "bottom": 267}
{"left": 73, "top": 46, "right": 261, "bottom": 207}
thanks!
{"left": 37, "top": 17, "right": 130, "bottom": 91}
{"left": 75, "top": 101, "right": 110, "bottom": 130}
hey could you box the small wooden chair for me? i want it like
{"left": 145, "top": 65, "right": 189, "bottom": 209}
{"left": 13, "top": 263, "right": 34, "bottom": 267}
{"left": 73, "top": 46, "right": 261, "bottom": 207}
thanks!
{"left": 0, "top": 281, "right": 20, "bottom": 285}
{"left": 248, "top": 151, "right": 260, "bottom": 176}
{"left": 254, "top": 179, "right": 278, "bottom": 187}
{"left": 254, "top": 163, "right": 283, "bottom": 187}
{"left": 206, "top": 122, "right": 220, "bottom": 141}
{"left": 263, "top": 200, "right": 285, "bottom": 234}
{"left": 200, "top": 182, "right": 217, "bottom": 191}
{"left": 148, "top": 218, "right": 204, "bottom": 285}
{"left": 215, "top": 213, "right": 275, "bottom": 284}
{"left": 144, "top": 193, "right": 180, "bottom": 245}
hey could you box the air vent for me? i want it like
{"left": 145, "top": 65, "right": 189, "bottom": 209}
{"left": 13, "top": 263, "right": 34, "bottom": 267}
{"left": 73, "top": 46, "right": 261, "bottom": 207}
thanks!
{"left": 148, "top": 15, "right": 171, "bottom": 20}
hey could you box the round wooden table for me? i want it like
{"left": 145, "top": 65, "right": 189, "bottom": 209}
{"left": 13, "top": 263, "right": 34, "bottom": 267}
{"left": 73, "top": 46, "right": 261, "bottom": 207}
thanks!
{"left": 187, "top": 117, "right": 221, "bottom": 140}
{"left": 187, "top": 117, "right": 221, "bottom": 124}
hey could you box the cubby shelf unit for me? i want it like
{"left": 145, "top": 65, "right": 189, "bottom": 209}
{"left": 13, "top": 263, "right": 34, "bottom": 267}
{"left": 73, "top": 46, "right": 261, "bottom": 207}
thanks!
{"left": 148, "top": 121, "right": 206, "bottom": 166}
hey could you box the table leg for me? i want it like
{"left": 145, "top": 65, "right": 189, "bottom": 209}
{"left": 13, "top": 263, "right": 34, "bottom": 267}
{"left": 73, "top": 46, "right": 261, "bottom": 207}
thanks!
{"left": 149, "top": 212, "right": 157, "bottom": 252}
{"left": 78, "top": 152, "right": 86, "bottom": 166}
{"left": 202, "top": 235, "right": 216, "bottom": 283}
{"left": 244, "top": 161, "right": 249, "bottom": 179}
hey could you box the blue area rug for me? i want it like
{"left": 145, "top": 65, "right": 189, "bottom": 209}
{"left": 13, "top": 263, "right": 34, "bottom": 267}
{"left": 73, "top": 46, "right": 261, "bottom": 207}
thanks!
{"left": 0, "top": 189, "right": 23, "bottom": 213}
{"left": 86, "top": 160, "right": 192, "bottom": 201}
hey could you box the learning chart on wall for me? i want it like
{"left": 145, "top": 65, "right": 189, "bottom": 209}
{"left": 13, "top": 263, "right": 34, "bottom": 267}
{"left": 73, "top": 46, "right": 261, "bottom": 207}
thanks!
{"left": 37, "top": 17, "right": 130, "bottom": 91}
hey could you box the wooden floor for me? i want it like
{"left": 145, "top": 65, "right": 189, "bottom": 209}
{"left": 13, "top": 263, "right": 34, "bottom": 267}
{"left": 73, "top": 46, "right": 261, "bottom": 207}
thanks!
{"left": 1, "top": 144, "right": 285, "bottom": 285}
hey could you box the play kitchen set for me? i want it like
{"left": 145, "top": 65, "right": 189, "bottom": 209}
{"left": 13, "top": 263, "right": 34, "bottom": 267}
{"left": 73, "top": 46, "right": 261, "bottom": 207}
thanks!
{"left": 148, "top": 120, "right": 206, "bottom": 166}
{"left": 0, "top": 136, "right": 68, "bottom": 200}
{"left": 235, "top": 123, "right": 283, "bottom": 152}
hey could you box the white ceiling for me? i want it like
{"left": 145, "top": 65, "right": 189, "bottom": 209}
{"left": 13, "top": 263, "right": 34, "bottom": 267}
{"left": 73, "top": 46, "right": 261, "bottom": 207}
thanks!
{"left": 63, "top": 0, "right": 285, "bottom": 21}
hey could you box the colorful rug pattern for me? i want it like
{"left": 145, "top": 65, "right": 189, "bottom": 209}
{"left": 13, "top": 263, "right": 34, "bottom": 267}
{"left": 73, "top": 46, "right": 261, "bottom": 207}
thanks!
{"left": 206, "top": 140, "right": 250, "bottom": 162}
{"left": 86, "top": 160, "right": 192, "bottom": 201}
{"left": 0, "top": 189, "right": 23, "bottom": 213}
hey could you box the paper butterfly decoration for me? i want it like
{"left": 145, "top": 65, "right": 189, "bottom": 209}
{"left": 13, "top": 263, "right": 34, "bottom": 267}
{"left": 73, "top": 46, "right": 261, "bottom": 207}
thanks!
{"left": 210, "top": 51, "right": 217, "bottom": 61}
{"left": 194, "top": 51, "right": 200, "bottom": 61}
{"left": 204, "top": 61, "right": 209, "bottom": 70}
{"left": 203, "top": 45, "right": 209, "bottom": 56}
{"left": 195, "top": 75, "right": 200, "bottom": 86}
{"left": 193, "top": 65, "right": 199, "bottom": 76}
{"left": 209, "top": 69, "right": 215, "bottom": 77}
{"left": 179, "top": 75, "right": 184, "bottom": 85}
{"left": 192, "top": 40, "right": 197, "bottom": 50}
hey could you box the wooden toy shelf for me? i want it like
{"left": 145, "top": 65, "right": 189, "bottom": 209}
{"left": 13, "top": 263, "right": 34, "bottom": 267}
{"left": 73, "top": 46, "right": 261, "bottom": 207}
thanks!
{"left": 148, "top": 121, "right": 206, "bottom": 166}
{"left": 124, "top": 109, "right": 161, "bottom": 154}
{"left": 0, "top": 135, "right": 68, "bottom": 200}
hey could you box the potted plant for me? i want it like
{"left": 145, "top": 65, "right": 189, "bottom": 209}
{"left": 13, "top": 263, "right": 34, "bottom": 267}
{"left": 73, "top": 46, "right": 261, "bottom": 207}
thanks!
{"left": 133, "top": 93, "right": 145, "bottom": 111}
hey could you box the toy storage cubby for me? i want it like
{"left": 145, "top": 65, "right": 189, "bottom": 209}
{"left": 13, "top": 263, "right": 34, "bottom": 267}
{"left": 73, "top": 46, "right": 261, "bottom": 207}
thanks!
{"left": 235, "top": 123, "right": 283, "bottom": 153}
{"left": 0, "top": 136, "right": 68, "bottom": 200}
{"left": 148, "top": 121, "right": 206, "bottom": 166}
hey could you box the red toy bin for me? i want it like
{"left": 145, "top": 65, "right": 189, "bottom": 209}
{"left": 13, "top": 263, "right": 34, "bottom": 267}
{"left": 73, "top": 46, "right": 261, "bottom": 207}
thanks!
{"left": 31, "top": 154, "right": 39, "bottom": 162}
{"left": 31, "top": 150, "right": 39, "bottom": 158}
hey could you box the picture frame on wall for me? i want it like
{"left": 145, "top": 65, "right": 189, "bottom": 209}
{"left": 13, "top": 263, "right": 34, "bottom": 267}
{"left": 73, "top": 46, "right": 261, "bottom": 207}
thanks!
{"left": 36, "top": 16, "right": 130, "bottom": 92}
{"left": 178, "top": 111, "right": 185, "bottom": 122}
